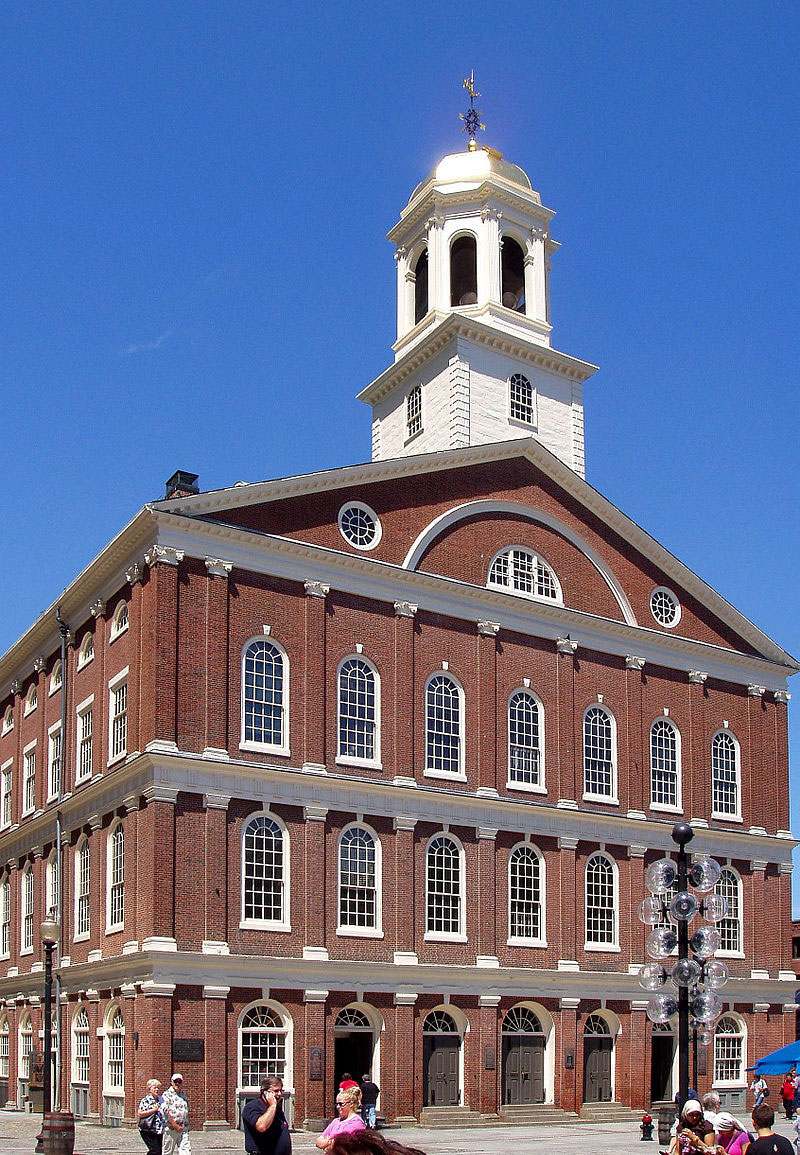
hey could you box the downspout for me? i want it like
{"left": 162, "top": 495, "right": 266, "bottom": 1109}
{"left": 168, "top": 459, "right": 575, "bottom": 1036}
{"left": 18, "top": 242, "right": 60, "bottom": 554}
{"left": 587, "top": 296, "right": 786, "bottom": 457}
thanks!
{"left": 54, "top": 607, "right": 69, "bottom": 1113}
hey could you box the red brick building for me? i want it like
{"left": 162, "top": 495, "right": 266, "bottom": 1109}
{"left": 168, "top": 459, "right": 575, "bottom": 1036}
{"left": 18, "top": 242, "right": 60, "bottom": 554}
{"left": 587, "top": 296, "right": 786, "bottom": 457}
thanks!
{"left": 0, "top": 141, "right": 796, "bottom": 1129}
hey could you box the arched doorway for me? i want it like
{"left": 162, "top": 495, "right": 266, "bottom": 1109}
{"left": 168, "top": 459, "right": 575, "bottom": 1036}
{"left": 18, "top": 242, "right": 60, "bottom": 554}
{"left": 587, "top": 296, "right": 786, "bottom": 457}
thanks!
{"left": 423, "top": 1010, "right": 461, "bottom": 1107}
{"left": 650, "top": 1021, "right": 676, "bottom": 1103}
{"left": 502, "top": 1006, "right": 545, "bottom": 1105}
{"left": 583, "top": 1013, "right": 613, "bottom": 1103}
{"left": 333, "top": 1008, "right": 375, "bottom": 1091}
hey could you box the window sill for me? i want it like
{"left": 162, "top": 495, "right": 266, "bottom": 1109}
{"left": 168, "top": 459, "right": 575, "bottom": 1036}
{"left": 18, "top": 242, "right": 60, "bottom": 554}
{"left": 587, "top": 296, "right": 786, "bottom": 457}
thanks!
{"left": 507, "top": 937, "right": 548, "bottom": 948}
{"left": 239, "top": 921, "right": 291, "bottom": 933}
{"left": 335, "top": 755, "right": 382, "bottom": 771}
{"left": 239, "top": 741, "right": 291, "bottom": 758}
{"left": 423, "top": 770, "right": 467, "bottom": 783}
{"left": 584, "top": 942, "right": 621, "bottom": 953}
{"left": 336, "top": 927, "right": 384, "bottom": 939}
{"left": 506, "top": 781, "right": 546, "bottom": 794}
{"left": 423, "top": 931, "right": 467, "bottom": 943}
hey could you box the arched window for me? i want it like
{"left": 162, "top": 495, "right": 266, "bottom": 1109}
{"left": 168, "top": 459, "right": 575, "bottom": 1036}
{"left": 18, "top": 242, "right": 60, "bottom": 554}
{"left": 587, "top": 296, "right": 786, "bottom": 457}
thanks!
{"left": 241, "top": 639, "right": 287, "bottom": 751}
{"left": 488, "top": 546, "right": 560, "bottom": 601}
{"left": 242, "top": 814, "right": 287, "bottom": 928}
{"left": 425, "top": 834, "right": 463, "bottom": 937}
{"left": 715, "top": 868, "right": 742, "bottom": 954}
{"left": 0, "top": 1013, "right": 8, "bottom": 1080}
{"left": 239, "top": 1004, "right": 288, "bottom": 1091}
{"left": 109, "top": 601, "right": 129, "bottom": 641}
{"left": 425, "top": 674, "right": 463, "bottom": 776}
{"left": 501, "top": 236, "right": 526, "bottom": 312}
{"left": 0, "top": 876, "right": 9, "bottom": 958}
{"left": 585, "top": 853, "right": 617, "bottom": 947}
{"left": 77, "top": 634, "right": 94, "bottom": 669}
{"left": 75, "top": 838, "right": 91, "bottom": 938}
{"left": 18, "top": 1011, "right": 33, "bottom": 1084}
{"left": 107, "top": 823, "right": 125, "bottom": 931}
{"left": 508, "top": 689, "right": 543, "bottom": 788}
{"left": 21, "top": 865, "right": 34, "bottom": 952}
{"left": 337, "top": 658, "right": 379, "bottom": 764}
{"left": 104, "top": 1005, "right": 125, "bottom": 1094}
{"left": 583, "top": 706, "right": 617, "bottom": 800}
{"left": 338, "top": 825, "right": 379, "bottom": 931}
{"left": 650, "top": 719, "right": 680, "bottom": 810}
{"left": 414, "top": 248, "right": 428, "bottom": 324}
{"left": 713, "top": 1014, "right": 746, "bottom": 1084}
{"left": 508, "top": 844, "right": 544, "bottom": 943}
{"left": 72, "top": 1007, "right": 90, "bottom": 1086}
{"left": 49, "top": 661, "right": 63, "bottom": 695}
{"left": 406, "top": 384, "right": 423, "bottom": 440}
{"left": 509, "top": 372, "right": 536, "bottom": 425}
{"left": 450, "top": 235, "right": 477, "bottom": 306}
{"left": 711, "top": 731, "right": 740, "bottom": 818}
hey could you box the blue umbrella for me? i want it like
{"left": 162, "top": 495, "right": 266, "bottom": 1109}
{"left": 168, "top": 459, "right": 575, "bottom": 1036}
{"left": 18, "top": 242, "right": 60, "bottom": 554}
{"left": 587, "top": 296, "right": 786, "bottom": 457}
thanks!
{"left": 748, "top": 1040, "right": 800, "bottom": 1075}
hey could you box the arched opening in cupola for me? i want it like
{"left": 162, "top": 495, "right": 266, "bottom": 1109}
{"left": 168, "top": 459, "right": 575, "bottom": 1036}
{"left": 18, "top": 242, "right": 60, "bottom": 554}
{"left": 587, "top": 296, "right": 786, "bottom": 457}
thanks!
{"left": 414, "top": 248, "right": 428, "bottom": 324}
{"left": 450, "top": 235, "right": 477, "bottom": 306}
{"left": 502, "top": 236, "right": 526, "bottom": 312}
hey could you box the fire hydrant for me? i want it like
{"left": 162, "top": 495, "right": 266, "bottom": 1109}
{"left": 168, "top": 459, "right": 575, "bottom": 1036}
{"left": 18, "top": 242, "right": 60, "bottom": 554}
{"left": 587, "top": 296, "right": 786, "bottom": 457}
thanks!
{"left": 641, "top": 1113, "right": 654, "bottom": 1141}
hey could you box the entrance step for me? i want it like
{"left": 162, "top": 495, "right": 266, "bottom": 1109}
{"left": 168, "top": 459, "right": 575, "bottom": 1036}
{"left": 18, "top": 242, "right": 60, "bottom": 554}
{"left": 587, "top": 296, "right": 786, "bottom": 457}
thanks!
{"left": 579, "top": 1102, "right": 644, "bottom": 1122}
{"left": 418, "top": 1107, "right": 485, "bottom": 1128}
{"left": 499, "top": 1105, "right": 580, "bottom": 1125}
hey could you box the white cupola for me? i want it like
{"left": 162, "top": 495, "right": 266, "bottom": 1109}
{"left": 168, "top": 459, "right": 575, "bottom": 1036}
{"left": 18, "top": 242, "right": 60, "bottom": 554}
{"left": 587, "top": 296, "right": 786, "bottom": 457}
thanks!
{"left": 358, "top": 128, "right": 598, "bottom": 477}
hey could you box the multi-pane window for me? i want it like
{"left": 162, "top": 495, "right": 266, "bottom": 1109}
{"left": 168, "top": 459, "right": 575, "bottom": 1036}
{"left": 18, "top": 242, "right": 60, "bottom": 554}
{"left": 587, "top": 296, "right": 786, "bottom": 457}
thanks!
{"left": 105, "top": 1007, "right": 124, "bottom": 1090}
{"left": 21, "top": 867, "right": 34, "bottom": 952}
{"left": 714, "top": 1015, "right": 745, "bottom": 1083}
{"left": 715, "top": 868, "right": 742, "bottom": 953}
{"left": 239, "top": 1005, "right": 287, "bottom": 1090}
{"left": 48, "top": 725, "right": 63, "bottom": 800}
{"left": 508, "top": 690, "right": 542, "bottom": 787}
{"left": 242, "top": 641, "right": 285, "bottom": 749}
{"left": 509, "top": 845, "right": 543, "bottom": 942}
{"left": 23, "top": 747, "right": 36, "bottom": 815}
{"left": 107, "top": 825, "right": 125, "bottom": 930}
{"left": 242, "top": 815, "right": 285, "bottom": 925}
{"left": 0, "top": 878, "right": 9, "bottom": 957}
{"left": 650, "top": 719, "right": 680, "bottom": 808}
{"left": 338, "top": 659, "right": 378, "bottom": 762}
{"left": 711, "top": 731, "right": 740, "bottom": 817}
{"left": 109, "top": 676, "right": 128, "bottom": 762}
{"left": 406, "top": 385, "right": 422, "bottom": 439}
{"left": 75, "top": 840, "right": 91, "bottom": 938}
{"left": 0, "top": 1015, "right": 8, "bottom": 1078}
{"left": 488, "top": 547, "right": 559, "bottom": 600}
{"left": 77, "top": 703, "right": 93, "bottom": 782}
{"left": 426, "top": 835, "right": 462, "bottom": 936}
{"left": 585, "top": 853, "right": 616, "bottom": 946}
{"left": 583, "top": 706, "right": 616, "bottom": 798}
{"left": 1, "top": 765, "right": 12, "bottom": 828}
{"left": 509, "top": 373, "right": 535, "bottom": 425}
{"left": 425, "top": 674, "right": 463, "bottom": 775}
{"left": 73, "top": 1008, "right": 90, "bottom": 1084}
{"left": 339, "top": 826, "right": 378, "bottom": 929}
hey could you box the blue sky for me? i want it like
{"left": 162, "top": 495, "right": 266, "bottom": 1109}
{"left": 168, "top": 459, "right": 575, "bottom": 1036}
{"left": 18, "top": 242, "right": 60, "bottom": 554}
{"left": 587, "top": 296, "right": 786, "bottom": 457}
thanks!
{"left": 2, "top": 4, "right": 799, "bottom": 905}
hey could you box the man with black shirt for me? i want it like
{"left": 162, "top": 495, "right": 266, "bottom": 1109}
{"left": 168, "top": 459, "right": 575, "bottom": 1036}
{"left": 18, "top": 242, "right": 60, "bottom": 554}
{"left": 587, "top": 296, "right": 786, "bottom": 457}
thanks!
{"left": 242, "top": 1077, "right": 291, "bottom": 1155}
{"left": 747, "top": 1103, "right": 794, "bottom": 1155}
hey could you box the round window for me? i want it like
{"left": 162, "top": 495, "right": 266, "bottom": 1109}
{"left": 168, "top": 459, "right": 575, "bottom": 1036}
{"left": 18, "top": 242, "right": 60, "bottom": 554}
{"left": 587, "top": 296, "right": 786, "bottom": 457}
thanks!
{"left": 650, "top": 587, "right": 681, "bottom": 628}
{"left": 338, "top": 502, "right": 382, "bottom": 551}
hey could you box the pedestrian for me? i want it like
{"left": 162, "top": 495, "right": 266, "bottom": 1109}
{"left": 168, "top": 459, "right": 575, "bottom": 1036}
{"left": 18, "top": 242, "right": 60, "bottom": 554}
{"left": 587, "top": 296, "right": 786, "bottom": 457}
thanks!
{"left": 162, "top": 1073, "right": 191, "bottom": 1155}
{"left": 241, "top": 1076, "right": 291, "bottom": 1155}
{"left": 746, "top": 1103, "right": 794, "bottom": 1155}
{"left": 316, "top": 1086, "right": 366, "bottom": 1152}
{"left": 782, "top": 1071, "right": 796, "bottom": 1121}
{"left": 359, "top": 1074, "right": 379, "bottom": 1129}
{"left": 138, "top": 1078, "right": 165, "bottom": 1155}
{"left": 750, "top": 1075, "right": 769, "bottom": 1108}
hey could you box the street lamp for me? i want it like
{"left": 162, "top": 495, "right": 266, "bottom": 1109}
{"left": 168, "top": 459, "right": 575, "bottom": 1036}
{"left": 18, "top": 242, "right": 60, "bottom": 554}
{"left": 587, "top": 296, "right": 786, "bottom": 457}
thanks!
{"left": 637, "top": 822, "right": 728, "bottom": 1109}
{"left": 40, "top": 914, "right": 60, "bottom": 1118}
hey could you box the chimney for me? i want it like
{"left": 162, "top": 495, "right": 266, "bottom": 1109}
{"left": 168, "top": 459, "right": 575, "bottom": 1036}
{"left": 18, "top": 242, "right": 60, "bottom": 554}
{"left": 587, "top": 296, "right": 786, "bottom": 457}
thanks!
{"left": 164, "top": 470, "right": 200, "bottom": 499}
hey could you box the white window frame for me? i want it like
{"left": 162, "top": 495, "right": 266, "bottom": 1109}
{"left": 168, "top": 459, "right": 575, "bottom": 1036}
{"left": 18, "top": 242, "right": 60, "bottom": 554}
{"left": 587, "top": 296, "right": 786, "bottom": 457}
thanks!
{"left": 0, "top": 760, "right": 12, "bottom": 830}
{"left": 507, "top": 688, "right": 545, "bottom": 793}
{"left": 47, "top": 721, "right": 63, "bottom": 803}
{"left": 424, "top": 832, "right": 467, "bottom": 942}
{"left": 336, "top": 656, "right": 381, "bottom": 769}
{"left": 49, "top": 661, "right": 63, "bottom": 696}
{"left": 424, "top": 671, "right": 466, "bottom": 781}
{"left": 649, "top": 717, "right": 682, "bottom": 813}
{"left": 102, "top": 1003, "right": 125, "bottom": 1099}
{"left": 713, "top": 1013, "right": 747, "bottom": 1088}
{"left": 72, "top": 1006, "right": 90, "bottom": 1087}
{"left": 24, "top": 685, "right": 37, "bottom": 716}
{"left": 508, "top": 372, "right": 538, "bottom": 429}
{"left": 74, "top": 837, "right": 91, "bottom": 941}
{"left": 106, "top": 821, "right": 125, "bottom": 933}
{"left": 582, "top": 704, "right": 618, "bottom": 803}
{"left": 0, "top": 877, "right": 10, "bottom": 959}
{"left": 109, "top": 601, "right": 129, "bottom": 642}
{"left": 584, "top": 851, "right": 620, "bottom": 951}
{"left": 21, "top": 865, "right": 34, "bottom": 954}
{"left": 240, "top": 811, "right": 290, "bottom": 932}
{"left": 1, "top": 706, "right": 12, "bottom": 736}
{"left": 711, "top": 730, "right": 742, "bottom": 822}
{"left": 507, "top": 841, "right": 547, "bottom": 946}
{"left": 405, "top": 384, "right": 423, "bottom": 442}
{"left": 107, "top": 667, "right": 129, "bottom": 767}
{"left": 336, "top": 821, "right": 383, "bottom": 938}
{"left": 240, "top": 638, "right": 290, "bottom": 756}
{"left": 77, "top": 633, "right": 94, "bottom": 670}
{"left": 487, "top": 545, "right": 562, "bottom": 603}
{"left": 715, "top": 866, "right": 745, "bottom": 958}
{"left": 22, "top": 741, "right": 37, "bottom": 817}
{"left": 76, "top": 695, "right": 94, "bottom": 784}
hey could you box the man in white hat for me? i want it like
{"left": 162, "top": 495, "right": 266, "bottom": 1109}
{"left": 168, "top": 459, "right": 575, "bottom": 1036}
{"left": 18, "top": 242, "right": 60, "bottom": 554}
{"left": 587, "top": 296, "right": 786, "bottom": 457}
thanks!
{"left": 162, "top": 1073, "right": 191, "bottom": 1155}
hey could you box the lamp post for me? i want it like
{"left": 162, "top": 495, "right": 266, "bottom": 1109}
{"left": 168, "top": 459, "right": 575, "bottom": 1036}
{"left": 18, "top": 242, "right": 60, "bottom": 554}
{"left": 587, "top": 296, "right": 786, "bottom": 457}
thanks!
{"left": 638, "top": 822, "right": 728, "bottom": 1111}
{"left": 40, "top": 915, "right": 60, "bottom": 1118}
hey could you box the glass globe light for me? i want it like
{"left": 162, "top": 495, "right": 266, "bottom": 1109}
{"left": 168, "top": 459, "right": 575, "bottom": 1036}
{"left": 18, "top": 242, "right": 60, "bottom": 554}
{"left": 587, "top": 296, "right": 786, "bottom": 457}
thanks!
{"left": 638, "top": 896, "right": 665, "bottom": 926}
{"left": 638, "top": 962, "right": 668, "bottom": 991}
{"left": 670, "top": 958, "right": 702, "bottom": 988}
{"left": 646, "top": 925, "right": 678, "bottom": 959}
{"left": 669, "top": 890, "right": 700, "bottom": 922}
{"left": 689, "top": 855, "right": 722, "bottom": 894}
{"left": 691, "top": 925, "right": 722, "bottom": 959}
{"left": 691, "top": 991, "right": 723, "bottom": 1023}
{"left": 701, "top": 960, "right": 729, "bottom": 990}
{"left": 701, "top": 893, "right": 728, "bottom": 923}
{"left": 647, "top": 994, "right": 678, "bottom": 1024}
{"left": 697, "top": 1028, "right": 714, "bottom": 1046}
{"left": 645, "top": 858, "right": 677, "bottom": 895}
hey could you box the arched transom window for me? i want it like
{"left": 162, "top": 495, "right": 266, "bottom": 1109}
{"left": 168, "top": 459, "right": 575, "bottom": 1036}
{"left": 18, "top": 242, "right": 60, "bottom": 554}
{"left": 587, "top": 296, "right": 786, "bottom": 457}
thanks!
{"left": 508, "top": 689, "right": 543, "bottom": 788}
{"left": 650, "top": 719, "right": 680, "bottom": 809}
{"left": 585, "top": 854, "right": 617, "bottom": 947}
{"left": 713, "top": 1015, "right": 746, "bottom": 1084}
{"left": 488, "top": 547, "right": 560, "bottom": 601}
{"left": 583, "top": 706, "right": 616, "bottom": 799}
{"left": 338, "top": 826, "right": 378, "bottom": 931}
{"left": 242, "top": 814, "right": 286, "bottom": 927}
{"left": 426, "top": 835, "right": 462, "bottom": 937}
{"left": 240, "top": 1005, "right": 287, "bottom": 1090}
{"left": 338, "top": 658, "right": 378, "bottom": 763}
{"left": 425, "top": 674, "right": 463, "bottom": 776}
{"left": 711, "top": 731, "right": 740, "bottom": 818}
{"left": 508, "top": 845, "right": 544, "bottom": 943}
{"left": 242, "top": 640, "right": 286, "bottom": 750}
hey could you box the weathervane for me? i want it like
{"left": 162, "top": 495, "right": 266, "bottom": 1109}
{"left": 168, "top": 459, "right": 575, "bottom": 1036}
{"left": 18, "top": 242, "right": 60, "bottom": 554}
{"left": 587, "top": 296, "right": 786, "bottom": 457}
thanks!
{"left": 459, "top": 71, "right": 485, "bottom": 151}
